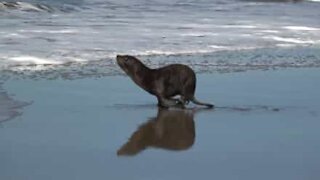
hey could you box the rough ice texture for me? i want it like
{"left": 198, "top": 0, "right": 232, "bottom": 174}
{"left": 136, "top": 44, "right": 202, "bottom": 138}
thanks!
{"left": 1, "top": 46, "right": 319, "bottom": 81}
{"left": 1, "top": 0, "right": 320, "bottom": 72}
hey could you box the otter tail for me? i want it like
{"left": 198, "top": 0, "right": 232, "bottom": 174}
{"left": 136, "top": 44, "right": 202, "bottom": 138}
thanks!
{"left": 191, "top": 97, "right": 214, "bottom": 108}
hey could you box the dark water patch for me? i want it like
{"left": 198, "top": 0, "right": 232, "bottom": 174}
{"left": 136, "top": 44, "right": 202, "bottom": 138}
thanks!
{"left": 109, "top": 103, "right": 284, "bottom": 114}
{"left": 111, "top": 103, "right": 156, "bottom": 110}
{"left": 239, "top": 0, "right": 303, "bottom": 2}
{"left": 0, "top": 0, "right": 83, "bottom": 13}
{"left": 109, "top": 99, "right": 292, "bottom": 114}
{"left": 309, "top": 110, "right": 318, "bottom": 117}
{"left": 216, "top": 105, "right": 283, "bottom": 112}
{"left": 0, "top": 1, "right": 54, "bottom": 12}
{"left": 110, "top": 104, "right": 215, "bottom": 112}
{"left": 0, "top": 82, "right": 32, "bottom": 123}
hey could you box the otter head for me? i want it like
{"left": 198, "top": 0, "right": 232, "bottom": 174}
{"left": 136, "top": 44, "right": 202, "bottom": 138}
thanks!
{"left": 116, "top": 55, "right": 142, "bottom": 76}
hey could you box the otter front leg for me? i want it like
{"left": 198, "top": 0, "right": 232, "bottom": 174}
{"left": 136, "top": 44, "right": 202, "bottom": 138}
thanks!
{"left": 179, "top": 96, "right": 190, "bottom": 105}
{"left": 156, "top": 95, "right": 183, "bottom": 108}
{"left": 170, "top": 97, "right": 183, "bottom": 104}
{"left": 170, "top": 97, "right": 187, "bottom": 108}
{"left": 157, "top": 96, "right": 177, "bottom": 108}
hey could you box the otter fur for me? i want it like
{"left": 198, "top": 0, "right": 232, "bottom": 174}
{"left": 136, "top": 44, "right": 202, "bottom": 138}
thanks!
{"left": 116, "top": 55, "right": 214, "bottom": 108}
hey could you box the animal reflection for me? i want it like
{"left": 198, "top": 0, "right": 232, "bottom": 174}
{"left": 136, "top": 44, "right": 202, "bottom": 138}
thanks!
{"left": 117, "top": 108, "right": 195, "bottom": 156}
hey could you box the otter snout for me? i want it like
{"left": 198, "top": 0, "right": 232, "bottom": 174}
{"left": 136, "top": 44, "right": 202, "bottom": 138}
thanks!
{"left": 116, "top": 55, "right": 126, "bottom": 68}
{"left": 116, "top": 55, "right": 123, "bottom": 59}
{"left": 116, "top": 55, "right": 123, "bottom": 64}
{"left": 116, "top": 55, "right": 131, "bottom": 74}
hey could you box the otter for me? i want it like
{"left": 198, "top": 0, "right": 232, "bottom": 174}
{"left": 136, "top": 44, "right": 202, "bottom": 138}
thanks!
{"left": 116, "top": 55, "right": 214, "bottom": 108}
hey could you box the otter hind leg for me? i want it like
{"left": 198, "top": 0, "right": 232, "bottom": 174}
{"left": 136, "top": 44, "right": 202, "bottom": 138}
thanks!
{"left": 182, "top": 80, "right": 213, "bottom": 108}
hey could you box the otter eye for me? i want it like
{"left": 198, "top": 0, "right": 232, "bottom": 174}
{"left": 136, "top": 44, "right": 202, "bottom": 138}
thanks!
{"left": 125, "top": 58, "right": 129, "bottom": 62}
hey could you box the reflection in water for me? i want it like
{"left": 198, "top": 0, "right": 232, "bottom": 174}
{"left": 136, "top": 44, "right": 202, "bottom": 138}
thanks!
{"left": 117, "top": 108, "right": 196, "bottom": 156}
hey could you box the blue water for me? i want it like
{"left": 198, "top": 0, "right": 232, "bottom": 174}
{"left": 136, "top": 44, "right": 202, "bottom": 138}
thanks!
{"left": 0, "top": 0, "right": 320, "bottom": 78}
{"left": 1, "top": 68, "right": 320, "bottom": 180}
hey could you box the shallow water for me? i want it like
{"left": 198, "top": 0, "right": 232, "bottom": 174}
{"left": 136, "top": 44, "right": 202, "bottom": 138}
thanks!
{"left": 1, "top": 68, "right": 319, "bottom": 180}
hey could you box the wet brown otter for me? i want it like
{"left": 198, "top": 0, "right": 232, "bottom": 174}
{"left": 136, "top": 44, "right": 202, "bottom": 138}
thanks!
{"left": 116, "top": 55, "right": 214, "bottom": 108}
